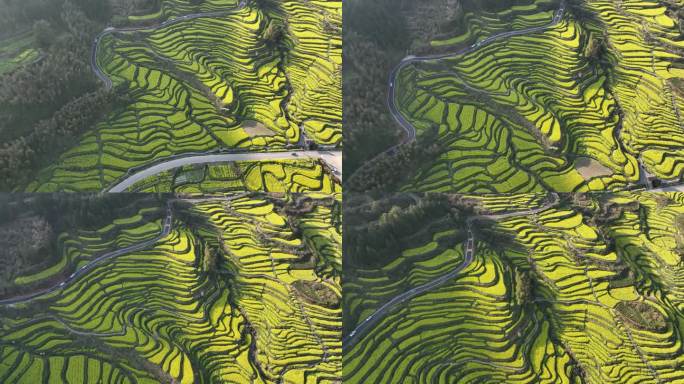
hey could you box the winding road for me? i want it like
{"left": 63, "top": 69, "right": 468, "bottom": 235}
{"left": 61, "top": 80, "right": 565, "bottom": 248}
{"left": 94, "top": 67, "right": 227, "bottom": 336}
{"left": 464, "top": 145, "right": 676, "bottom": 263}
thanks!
{"left": 0, "top": 203, "right": 173, "bottom": 306}
{"left": 92, "top": 1, "right": 247, "bottom": 89}
{"left": 359, "top": 0, "right": 677, "bottom": 192}
{"left": 0, "top": 193, "right": 259, "bottom": 306}
{"left": 344, "top": 226, "right": 474, "bottom": 348}
{"left": 91, "top": 0, "right": 341, "bottom": 192}
{"left": 349, "top": 2, "right": 567, "bottom": 184}
{"left": 343, "top": 193, "right": 560, "bottom": 349}
{"left": 388, "top": 3, "right": 565, "bottom": 142}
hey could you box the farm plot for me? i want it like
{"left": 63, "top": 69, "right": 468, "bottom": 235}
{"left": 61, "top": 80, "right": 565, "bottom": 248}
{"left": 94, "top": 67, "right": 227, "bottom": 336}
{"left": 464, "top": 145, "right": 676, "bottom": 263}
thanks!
{"left": 0, "top": 193, "right": 341, "bottom": 383}
{"left": 27, "top": 0, "right": 341, "bottom": 192}
{"left": 344, "top": 191, "right": 684, "bottom": 383}
{"left": 345, "top": 247, "right": 575, "bottom": 383}
{"left": 126, "top": 159, "right": 341, "bottom": 195}
{"left": 394, "top": 0, "right": 683, "bottom": 193}
{"left": 490, "top": 193, "right": 684, "bottom": 382}
{"left": 296, "top": 202, "right": 342, "bottom": 280}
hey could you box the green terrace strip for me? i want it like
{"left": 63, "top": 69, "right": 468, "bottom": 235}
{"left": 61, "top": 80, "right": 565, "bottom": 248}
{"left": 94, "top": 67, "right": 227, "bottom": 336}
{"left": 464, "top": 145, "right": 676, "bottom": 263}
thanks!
{"left": 343, "top": 193, "right": 558, "bottom": 349}
{"left": 344, "top": 191, "right": 684, "bottom": 383}
{"left": 358, "top": 0, "right": 684, "bottom": 193}
{"left": 0, "top": 193, "right": 341, "bottom": 383}
{"left": 24, "top": 0, "right": 341, "bottom": 192}
{"left": 0, "top": 203, "right": 172, "bottom": 306}
{"left": 469, "top": 192, "right": 553, "bottom": 214}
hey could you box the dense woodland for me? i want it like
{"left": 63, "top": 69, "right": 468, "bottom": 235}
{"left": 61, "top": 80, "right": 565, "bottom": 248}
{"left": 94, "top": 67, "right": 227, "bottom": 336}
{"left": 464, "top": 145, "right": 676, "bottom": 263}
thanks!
{"left": 343, "top": 0, "right": 409, "bottom": 179}
{"left": 347, "top": 127, "right": 445, "bottom": 192}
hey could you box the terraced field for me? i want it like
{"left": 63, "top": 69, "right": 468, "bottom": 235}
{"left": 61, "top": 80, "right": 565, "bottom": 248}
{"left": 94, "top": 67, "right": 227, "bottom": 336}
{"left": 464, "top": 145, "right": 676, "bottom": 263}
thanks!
{"left": 344, "top": 191, "right": 684, "bottom": 383}
{"left": 0, "top": 193, "right": 341, "bottom": 383}
{"left": 383, "top": 0, "right": 684, "bottom": 193}
{"left": 25, "top": 0, "right": 341, "bottom": 192}
{"left": 124, "top": 159, "right": 341, "bottom": 195}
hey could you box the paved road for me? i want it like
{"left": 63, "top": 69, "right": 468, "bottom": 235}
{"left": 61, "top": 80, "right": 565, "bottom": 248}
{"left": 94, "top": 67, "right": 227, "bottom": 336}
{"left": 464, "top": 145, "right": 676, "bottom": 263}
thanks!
{"left": 386, "top": 1, "right": 566, "bottom": 143}
{"left": 106, "top": 150, "right": 342, "bottom": 192}
{"left": 344, "top": 226, "right": 475, "bottom": 348}
{"left": 346, "top": 9, "right": 569, "bottom": 344}
{"left": 349, "top": 2, "right": 566, "bottom": 182}
{"left": 0, "top": 193, "right": 259, "bottom": 306}
{"left": 0, "top": 203, "right": 173, "bottom": 306}
{"left": 92, "top": 0, "right": 247, "bottom": 89}
{"left": 343, "top": 193, "right": 560, "bottom": 349}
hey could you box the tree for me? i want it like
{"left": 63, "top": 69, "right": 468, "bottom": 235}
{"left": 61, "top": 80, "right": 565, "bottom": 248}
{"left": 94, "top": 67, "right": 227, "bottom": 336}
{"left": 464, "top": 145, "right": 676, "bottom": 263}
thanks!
{"left": 263, "top": 21, "right": 284, "bottom": 47}
{"left": 514, "top": 268, "right": 532, "bottom": 306}
{"left": 61, "top": 0, "right": 98, "bottom": 41}
{"left": 202, "top": 245, "right": 219, "bottom": 274}
{"left": 73, "top": 0, "right": 112, "bottom": 21}
{"left": 33, "top": 20, "right": 54, "bottom": 49}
